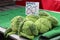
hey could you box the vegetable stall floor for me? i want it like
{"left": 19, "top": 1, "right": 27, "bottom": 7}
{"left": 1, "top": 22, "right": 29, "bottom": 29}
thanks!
{"left": 0, "top": 7, "right": 60, "bottom": 40}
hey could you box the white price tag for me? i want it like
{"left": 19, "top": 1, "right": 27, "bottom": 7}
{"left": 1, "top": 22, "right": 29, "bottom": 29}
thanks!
{"left": 26, "top": 2, "right": 39, "bottom": 15}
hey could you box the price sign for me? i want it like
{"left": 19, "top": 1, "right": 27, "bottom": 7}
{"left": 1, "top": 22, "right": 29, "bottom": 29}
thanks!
{"left": 26, "top": 2, "right": 39, "bottom": 15}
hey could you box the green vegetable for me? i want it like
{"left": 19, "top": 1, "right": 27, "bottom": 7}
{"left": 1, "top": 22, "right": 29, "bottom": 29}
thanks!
{"left": 4, "top": 11, "right": 58, "bottom": 40}
{"left": 46, "top": 16, "right": 58, "bottom": 26}
{"left": 35, "top": 18, "right": 52, "bottom": 33}
{"left": 41, "top": 16, "right": 58, "bottom": 26}
{"left": 39, "top": 11, "right": 50, "bottom": 17}
{"left": 39, "top": 11, "right": 58, "bottom": 26}
{"left": 5, "top": 16, "right": 24, "bottom": 37}
{"left": 25, "top": 14, "right": 39, "bottom": 22}
{"left": 20, "top": 32, "right": 34, "bottom": 39}
{"left": 20, "top": 21, "right": 38, "bottom": 39}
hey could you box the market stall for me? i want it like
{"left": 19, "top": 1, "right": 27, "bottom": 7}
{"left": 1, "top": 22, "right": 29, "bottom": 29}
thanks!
{"left": 0, "top": 6, "right": 60, "bottom": 40}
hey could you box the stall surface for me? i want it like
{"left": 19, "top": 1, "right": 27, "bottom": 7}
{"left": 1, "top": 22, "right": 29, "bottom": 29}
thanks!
{"left": 0, "top": 7, "right": 60, "bottom": 40}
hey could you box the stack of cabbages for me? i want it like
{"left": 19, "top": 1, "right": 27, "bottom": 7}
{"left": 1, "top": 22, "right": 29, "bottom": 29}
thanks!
{"left": 5, "top": 11, "right": 58, "bottom": 39}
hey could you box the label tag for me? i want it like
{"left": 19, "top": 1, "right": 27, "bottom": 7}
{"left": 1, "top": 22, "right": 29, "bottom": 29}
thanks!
{"left": 26, "top": 2, "right": 39, "bottom": 15}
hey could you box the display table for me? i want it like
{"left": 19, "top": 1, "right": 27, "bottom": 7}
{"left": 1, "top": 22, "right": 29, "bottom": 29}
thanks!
{"left": 0, "top": 7, "right": 60, "bottom": 40}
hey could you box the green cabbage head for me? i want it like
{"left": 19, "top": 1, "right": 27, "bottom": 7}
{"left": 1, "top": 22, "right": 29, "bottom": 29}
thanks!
{"left": 35, "top": 18, "right": 52, "bottom": 33}
{"left": 20, "top": 21, "right": 38, "bottom": 39}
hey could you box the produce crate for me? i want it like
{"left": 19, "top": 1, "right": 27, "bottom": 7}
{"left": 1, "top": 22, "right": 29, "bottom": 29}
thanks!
{"left": 0, "top": 7, "right": 60, "bottom": 40}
